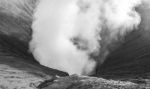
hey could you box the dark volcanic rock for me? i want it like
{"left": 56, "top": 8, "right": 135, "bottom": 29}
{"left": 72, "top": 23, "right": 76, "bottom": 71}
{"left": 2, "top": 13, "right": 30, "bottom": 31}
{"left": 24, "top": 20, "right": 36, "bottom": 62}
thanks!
{"left": 37, "top": 75, "right": 146, "bottom": 89}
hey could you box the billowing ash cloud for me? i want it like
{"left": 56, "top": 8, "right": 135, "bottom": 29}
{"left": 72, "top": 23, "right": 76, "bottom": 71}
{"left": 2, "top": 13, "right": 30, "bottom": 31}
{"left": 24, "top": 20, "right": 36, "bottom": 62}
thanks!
{"left": 29, "top": 0, "right": 148, "bottom": 75}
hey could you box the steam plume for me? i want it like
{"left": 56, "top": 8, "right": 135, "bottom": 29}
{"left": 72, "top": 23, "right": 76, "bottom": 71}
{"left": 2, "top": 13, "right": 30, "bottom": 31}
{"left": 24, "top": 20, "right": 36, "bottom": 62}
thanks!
{"left": 29, "top": 0, "right": 145, "bottom": 75}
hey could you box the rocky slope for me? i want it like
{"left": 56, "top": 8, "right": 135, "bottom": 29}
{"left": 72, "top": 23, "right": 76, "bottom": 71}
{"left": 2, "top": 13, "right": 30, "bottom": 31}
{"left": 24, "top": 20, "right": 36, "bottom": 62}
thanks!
{"left": 37, "top": 75, "right": 149, "bottom": 89}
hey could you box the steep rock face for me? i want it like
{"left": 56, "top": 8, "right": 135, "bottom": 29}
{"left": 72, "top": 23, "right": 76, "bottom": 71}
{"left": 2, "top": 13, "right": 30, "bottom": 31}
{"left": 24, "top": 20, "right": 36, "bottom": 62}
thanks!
{"left": 96, "top": 30, "right": 150, "bottom": 78}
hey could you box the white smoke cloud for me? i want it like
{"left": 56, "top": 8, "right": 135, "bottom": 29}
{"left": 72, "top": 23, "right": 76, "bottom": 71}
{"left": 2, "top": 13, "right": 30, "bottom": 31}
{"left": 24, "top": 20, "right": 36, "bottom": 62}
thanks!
{"left": 29, "top": 0, "right": 147, "bottom": 75}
